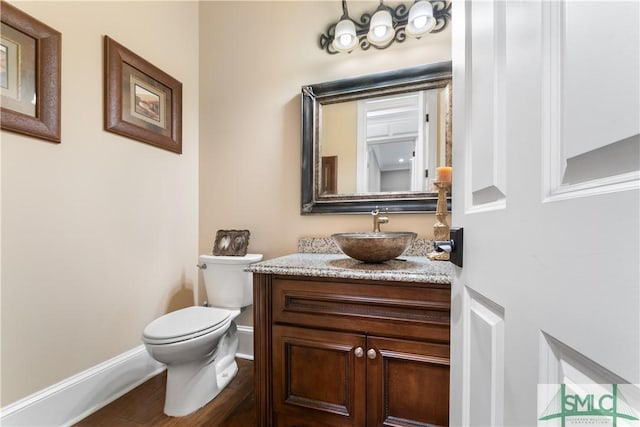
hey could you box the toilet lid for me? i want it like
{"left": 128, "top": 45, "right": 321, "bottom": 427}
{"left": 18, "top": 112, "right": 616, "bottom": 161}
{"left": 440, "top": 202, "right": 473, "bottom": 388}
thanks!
{"left": 143, "top": 306, "right": 231, "bottom": 342}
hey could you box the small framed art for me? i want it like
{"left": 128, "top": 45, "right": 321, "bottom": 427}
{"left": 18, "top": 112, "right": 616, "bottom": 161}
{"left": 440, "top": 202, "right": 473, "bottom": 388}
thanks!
{"left": 104, "top": 36, "right": 182, "bottom": 154}
{"left": 213, "top": 230, "right": 251, "bottom": 257}
{"left": 0, "top": 1, "right": 61, "bottom": 143}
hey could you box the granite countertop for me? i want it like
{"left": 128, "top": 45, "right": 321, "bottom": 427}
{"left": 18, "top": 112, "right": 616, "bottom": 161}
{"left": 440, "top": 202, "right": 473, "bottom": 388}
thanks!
{"left": 246, "top": 253, "right": 453, "bottom": 285}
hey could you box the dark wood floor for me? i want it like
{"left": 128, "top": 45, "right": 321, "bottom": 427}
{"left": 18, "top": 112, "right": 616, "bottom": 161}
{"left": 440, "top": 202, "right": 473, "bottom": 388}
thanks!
{"left": 73, "top": 358, "right": 255, "bottom": 426}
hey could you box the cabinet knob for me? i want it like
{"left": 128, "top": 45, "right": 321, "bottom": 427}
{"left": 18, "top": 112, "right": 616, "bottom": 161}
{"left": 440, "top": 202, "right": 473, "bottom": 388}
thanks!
{"left": 354, "top": 347, "right": 364, "bottom": 358}
{"left": 367, "top": 349, "right": 377, "bottom": 360}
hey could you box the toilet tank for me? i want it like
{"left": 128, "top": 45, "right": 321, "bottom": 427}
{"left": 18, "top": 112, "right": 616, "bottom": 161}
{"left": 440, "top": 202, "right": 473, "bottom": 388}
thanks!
{"left": 199, "top": 254, "right": 263, "bottom": 308}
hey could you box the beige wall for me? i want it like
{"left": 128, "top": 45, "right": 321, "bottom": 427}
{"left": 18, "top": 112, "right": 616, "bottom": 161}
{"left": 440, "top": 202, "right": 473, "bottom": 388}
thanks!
{"left": 1, "top": 1, "right": 199, "bottom": 405}
{"left": 1, "top": 0, "right": 450, "bottom": 408}
{"left": 322, "top": 102, "right": 357, "bottom": 194}
{"left": 198, "top": 1, "right": 451, "bottom": 305}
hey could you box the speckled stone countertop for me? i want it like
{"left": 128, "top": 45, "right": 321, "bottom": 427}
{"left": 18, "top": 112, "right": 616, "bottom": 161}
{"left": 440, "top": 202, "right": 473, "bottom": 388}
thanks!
{"left": 296, "top": 236, "right": 434, "bottom": 256}
{"left": 246, "top": 253, "right": 453, "bottom": 285}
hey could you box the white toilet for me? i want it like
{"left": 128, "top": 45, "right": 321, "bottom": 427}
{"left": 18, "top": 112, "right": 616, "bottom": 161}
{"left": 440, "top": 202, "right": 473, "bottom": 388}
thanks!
{"left": 142, "top": 253, "right": 263, "bottom": 417}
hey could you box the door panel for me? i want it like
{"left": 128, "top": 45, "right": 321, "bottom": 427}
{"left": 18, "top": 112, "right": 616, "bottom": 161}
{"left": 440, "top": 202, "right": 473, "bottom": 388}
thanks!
{"left": 542, "top": 1, "right": 640, "bottom": 200}
{"left": 559, "top": 2, "right": 639, "bottom": 158}
{"left": 452, "top": 0, "right": 640, "bottom": 425}
{"left": 465, "top": 288, "right": 505, "bottom": 427}
{"left": 467, "top": 0, "right": 507, "bottom": 209}
{"left": 272, "top": 325, "right": 366, "bottom": 426}
{"left": 367, "top": 336, "right": 450, "bottom": 427}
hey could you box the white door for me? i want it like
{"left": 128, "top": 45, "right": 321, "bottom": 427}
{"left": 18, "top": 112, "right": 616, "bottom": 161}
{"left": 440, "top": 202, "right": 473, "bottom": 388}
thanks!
{"left": 450, "top": 1, "right": 640, "bottom": 426}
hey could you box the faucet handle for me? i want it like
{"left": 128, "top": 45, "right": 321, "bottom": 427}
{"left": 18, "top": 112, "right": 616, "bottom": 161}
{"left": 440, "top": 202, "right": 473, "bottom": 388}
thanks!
{"left": 371, "top": 206, "right": 389, "bottom": 216}
{"left": 372, "top": 206, "right": 390, "bottom": 232}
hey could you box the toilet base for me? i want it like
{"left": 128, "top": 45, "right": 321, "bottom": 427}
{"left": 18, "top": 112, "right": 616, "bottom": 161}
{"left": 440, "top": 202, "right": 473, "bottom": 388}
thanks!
{"left": 163, "top": 323, "right": 239, "bottom": 417}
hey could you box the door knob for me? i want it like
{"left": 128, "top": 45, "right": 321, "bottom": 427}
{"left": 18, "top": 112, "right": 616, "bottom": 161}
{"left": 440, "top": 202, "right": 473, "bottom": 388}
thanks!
{"left": 354, "top": 347, "right": 364, "bottom": 358}
{"left": 367, "top": 349, "right": 377, "bottom": 360}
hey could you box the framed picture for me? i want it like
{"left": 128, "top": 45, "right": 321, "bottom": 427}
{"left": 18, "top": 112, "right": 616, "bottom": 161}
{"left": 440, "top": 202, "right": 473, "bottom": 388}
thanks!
{"left": 0, "top": 1, "right": 61, "bottom": 143}
{"left": 213, "top": 230, "right": 251, "bottom": 257}
{"left": 104, "top": 36, "right": 182, "bottom": 154}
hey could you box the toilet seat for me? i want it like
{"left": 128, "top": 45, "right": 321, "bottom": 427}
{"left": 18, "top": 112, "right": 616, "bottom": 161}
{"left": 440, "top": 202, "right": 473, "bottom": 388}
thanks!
{"left": 143, "top": 306, "right": 232, "bottom": 345}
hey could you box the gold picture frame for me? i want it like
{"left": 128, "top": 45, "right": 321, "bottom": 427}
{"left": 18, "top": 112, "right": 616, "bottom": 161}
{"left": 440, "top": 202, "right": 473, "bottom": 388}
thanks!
{"left": 0, "top": 0, "right": 61, "bottom": 143}
{"left": 104, "top": 36, "right": 182, "bottom": 154}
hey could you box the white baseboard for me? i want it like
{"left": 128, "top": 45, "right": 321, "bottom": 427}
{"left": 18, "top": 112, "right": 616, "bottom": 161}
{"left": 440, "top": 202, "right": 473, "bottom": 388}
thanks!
{"left": 235, "top": 325, "right": 254, "bottom": 361}
{"left": 0, "top": 345, "right": 165, "bottom": 427}
{"left": 1, "top": 328, "right": 255, "bottom": 426}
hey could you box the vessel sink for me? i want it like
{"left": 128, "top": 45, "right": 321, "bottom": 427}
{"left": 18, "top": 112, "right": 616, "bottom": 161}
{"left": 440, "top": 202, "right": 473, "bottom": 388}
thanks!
{"left": 331, "top": 232, "right": 417, "bottom": 263}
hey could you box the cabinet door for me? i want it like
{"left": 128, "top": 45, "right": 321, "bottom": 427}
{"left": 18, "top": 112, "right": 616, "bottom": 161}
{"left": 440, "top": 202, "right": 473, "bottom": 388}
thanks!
{"left": 273, "top": 325, "right": 366, "bottom": 427}
{"left": 366, "top": 336, "right": 450, "bottom": 427}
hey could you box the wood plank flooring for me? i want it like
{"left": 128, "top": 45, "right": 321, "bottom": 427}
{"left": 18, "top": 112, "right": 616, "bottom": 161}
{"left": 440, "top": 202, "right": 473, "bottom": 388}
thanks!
{"left": 73, "top": 358, "right": 255, "bottom": 426}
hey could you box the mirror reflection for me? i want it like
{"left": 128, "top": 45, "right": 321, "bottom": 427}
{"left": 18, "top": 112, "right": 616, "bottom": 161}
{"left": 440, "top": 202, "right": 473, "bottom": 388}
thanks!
{"left": 301, "top": 61, "right": 452, "bottom": 214}
{"left": 320, "top": 87, "right": 448, "bottom": 195}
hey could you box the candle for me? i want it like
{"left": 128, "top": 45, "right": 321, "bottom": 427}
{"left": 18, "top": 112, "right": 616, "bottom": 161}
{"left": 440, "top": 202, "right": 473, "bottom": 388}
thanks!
{"left": 436, "top": 166, "right": 452, "bottom": 183}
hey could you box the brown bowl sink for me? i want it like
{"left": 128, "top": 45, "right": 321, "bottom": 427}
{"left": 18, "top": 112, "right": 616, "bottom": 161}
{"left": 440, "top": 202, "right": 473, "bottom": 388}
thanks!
{"left": 331, "top": 232, "right": 417, "bottom": 263}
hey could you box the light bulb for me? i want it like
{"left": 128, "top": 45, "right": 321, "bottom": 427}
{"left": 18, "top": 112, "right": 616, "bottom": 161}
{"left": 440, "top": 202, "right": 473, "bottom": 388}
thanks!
{"left": 373, "top": 25, "right": 387, "bottom": 38}
{"left": 367, "top": 8, "right": 395, "bottom": 47}
{"left": 413, "top": 15, "right": 428, "bottom": 29}
{"left": 332, "top": 18, "right": 358, "bottom": 52}
{"left": 406, "top": 0, "right": 435, "bottom": 38}
{"left": 339, "top": 34, "right": 352, "bottom": 47}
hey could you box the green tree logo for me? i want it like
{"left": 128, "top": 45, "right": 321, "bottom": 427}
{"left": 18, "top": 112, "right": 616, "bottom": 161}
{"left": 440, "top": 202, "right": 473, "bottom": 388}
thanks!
{"left": 539, "top": 384, "right": 639, "bottom": 427}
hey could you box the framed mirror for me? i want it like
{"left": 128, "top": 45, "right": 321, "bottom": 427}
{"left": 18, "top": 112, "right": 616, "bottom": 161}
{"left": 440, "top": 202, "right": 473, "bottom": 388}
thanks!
{"left": 301, "top": 61, "right": 452, "bottom": 214}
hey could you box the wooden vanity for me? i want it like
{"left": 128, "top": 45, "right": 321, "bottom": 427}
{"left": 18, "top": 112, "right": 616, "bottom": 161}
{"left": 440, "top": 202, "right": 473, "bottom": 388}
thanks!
{"left": 250, "top": 254, "right": 452, "bottom": 427}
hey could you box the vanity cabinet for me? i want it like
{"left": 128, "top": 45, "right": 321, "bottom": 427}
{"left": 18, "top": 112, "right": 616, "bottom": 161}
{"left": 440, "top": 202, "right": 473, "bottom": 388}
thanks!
{"left": 254, "top": 274, "right": 451, "bottom": 427}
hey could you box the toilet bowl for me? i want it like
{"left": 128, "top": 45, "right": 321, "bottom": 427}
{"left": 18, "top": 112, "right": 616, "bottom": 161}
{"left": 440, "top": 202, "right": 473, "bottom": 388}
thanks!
{"left": 142, "top": 253, "right": 263, "bottom": 417}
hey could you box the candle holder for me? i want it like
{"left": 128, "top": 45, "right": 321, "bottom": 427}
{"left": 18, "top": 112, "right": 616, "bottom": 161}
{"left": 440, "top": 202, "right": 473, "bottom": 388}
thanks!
{"left": 427, "top": 181, "right": 451, "bottom": 261}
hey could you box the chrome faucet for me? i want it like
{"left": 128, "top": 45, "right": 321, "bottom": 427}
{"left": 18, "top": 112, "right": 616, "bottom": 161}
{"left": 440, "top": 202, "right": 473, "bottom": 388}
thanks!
{"left": 372, "top": 207, "right": 389, "bottom": 233}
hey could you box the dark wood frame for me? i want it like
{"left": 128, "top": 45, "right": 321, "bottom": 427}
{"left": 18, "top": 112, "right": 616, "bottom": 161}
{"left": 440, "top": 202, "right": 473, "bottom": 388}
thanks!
{"left": 104, "top": 36, "right": 182, "bottom": 154}
{"left": 0, "top": 0, "right": 61, "bottom": 143}
{"left": 212, "top": 229, "right": 250, "bottom": 256}
{"left": 301, "top": 61, "right": 452, "bottom": 214}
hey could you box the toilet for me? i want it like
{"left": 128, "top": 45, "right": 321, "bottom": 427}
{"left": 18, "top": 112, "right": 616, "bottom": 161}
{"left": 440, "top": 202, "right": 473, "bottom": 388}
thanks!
{"left": 142, "top": 253, "right": 263, "bottom": 417}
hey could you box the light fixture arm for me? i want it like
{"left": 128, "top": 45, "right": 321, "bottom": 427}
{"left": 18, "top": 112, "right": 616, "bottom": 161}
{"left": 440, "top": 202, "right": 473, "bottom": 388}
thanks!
{"left": 339, "top": 0, "right": 350, "bottom": 20}
{"left": 374, "top": 0, "right": 389, "bottom": 14}
{"left": 319, "top": 0, "right": 451, "bottom": 54}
